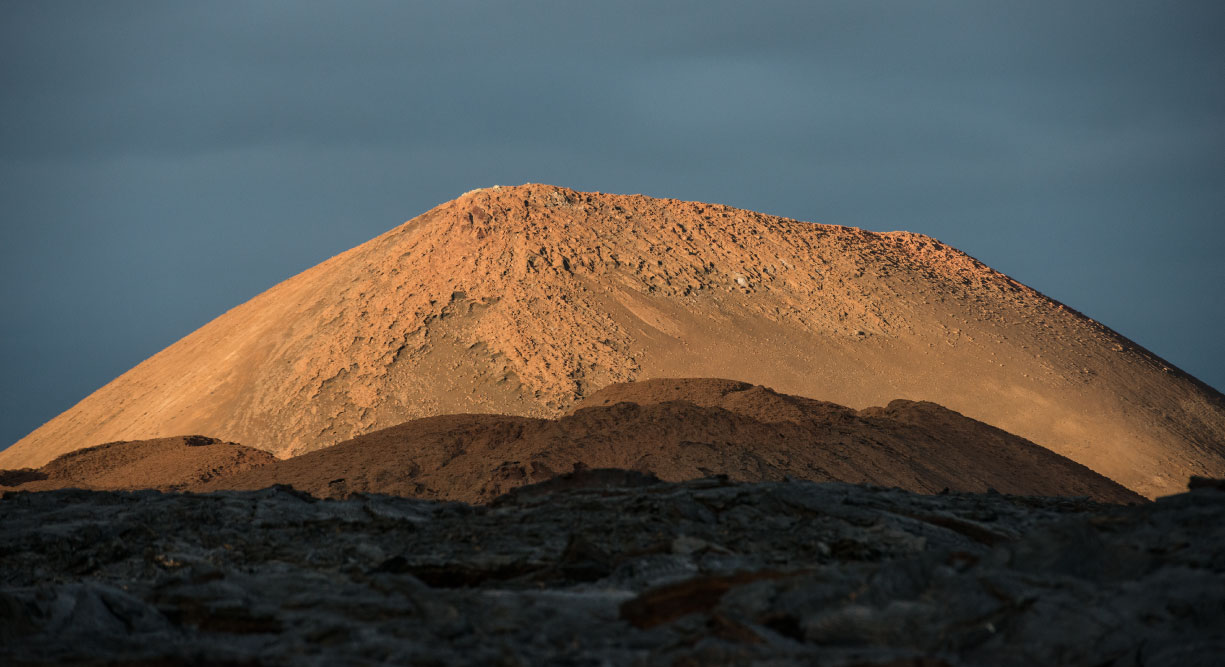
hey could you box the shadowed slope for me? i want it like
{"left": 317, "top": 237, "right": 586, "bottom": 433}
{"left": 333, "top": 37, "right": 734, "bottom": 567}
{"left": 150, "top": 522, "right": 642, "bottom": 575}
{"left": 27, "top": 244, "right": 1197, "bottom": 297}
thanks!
{"left": 200, "top": 379, "right": 1141, "bottom": 504}
{"left": 5, "top": 184, "right": 1223, "bottom": 497}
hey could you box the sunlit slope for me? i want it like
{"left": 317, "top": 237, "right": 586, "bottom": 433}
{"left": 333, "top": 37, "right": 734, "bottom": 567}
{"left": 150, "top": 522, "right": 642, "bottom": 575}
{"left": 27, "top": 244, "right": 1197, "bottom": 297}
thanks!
{"left": 5, "top": 184, "right": 1222, "bottom": 497}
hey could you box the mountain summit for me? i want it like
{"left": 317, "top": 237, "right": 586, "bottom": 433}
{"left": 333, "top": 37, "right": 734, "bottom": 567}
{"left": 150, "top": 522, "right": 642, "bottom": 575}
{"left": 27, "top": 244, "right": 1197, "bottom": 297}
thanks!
{"left": 4, "top": 184, "right": 1222, "bottom": 497}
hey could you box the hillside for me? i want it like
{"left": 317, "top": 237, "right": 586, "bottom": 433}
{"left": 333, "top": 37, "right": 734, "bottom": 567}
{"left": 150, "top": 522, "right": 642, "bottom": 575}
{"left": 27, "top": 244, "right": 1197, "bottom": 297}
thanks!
{"left": 0, "top": 435, "right": 274, "bottom": 492}
{"left": 200, "top": 379, "right": 1142, "bottom": 504}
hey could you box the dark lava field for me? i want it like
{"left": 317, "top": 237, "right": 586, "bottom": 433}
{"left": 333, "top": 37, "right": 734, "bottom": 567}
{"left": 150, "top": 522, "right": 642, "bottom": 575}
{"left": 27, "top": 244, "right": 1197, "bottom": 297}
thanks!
{"left": 2, "top": 473, "right": 1223, "bottom": 666}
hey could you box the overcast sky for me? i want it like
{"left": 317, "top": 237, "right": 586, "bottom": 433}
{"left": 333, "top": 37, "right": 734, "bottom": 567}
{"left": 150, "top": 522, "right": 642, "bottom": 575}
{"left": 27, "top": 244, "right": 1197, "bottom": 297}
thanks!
{"left": 2, "top": 1, "right": 1223, "bottom": 450}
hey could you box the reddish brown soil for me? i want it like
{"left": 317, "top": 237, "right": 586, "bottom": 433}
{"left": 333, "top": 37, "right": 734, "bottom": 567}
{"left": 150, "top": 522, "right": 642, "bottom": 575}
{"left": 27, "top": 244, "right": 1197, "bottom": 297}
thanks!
{"left": 0, "top": 436, "right": 276, "bottom": 492}
{"left": 5, "top": 184, "right": 1223, "bottom": 498}
{"left": 199, "top": 379, "right": 1142, "bottom": 504}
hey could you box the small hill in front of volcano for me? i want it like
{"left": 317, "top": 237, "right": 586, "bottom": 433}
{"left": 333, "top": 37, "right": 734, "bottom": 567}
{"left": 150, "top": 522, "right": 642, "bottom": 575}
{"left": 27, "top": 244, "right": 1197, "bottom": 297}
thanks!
{"left": 198, "top": 379, "right": 1142, "bottom": 505}
{"left": 0, "top": 435, "right": 274, "bottom": 492}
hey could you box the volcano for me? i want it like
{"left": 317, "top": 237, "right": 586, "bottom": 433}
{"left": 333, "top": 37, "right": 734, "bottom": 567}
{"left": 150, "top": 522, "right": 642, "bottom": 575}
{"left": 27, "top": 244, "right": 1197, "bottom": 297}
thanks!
{"left": 4, "top": 184, "right": 1222, "bottom": 498}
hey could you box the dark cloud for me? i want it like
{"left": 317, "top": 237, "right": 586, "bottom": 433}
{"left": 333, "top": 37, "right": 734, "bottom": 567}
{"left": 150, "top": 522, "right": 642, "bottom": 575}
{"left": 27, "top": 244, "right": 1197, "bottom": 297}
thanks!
{"left": 2, "top": 1, "right": 1223, "bottom": 448}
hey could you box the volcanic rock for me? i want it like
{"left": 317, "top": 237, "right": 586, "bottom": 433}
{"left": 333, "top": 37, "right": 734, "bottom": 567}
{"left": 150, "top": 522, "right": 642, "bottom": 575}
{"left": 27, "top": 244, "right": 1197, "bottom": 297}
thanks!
{"left": 0, "top": 435, "right": 275, "bottom": 492}
{"left": 199, "top": 379, "right": 1142, "bottom": 504}
{"left": 1, "top": 477, "right": 1221, "bottom": 665}
{"left": 5, "top": 184, "right": 1223, "bottom": 498}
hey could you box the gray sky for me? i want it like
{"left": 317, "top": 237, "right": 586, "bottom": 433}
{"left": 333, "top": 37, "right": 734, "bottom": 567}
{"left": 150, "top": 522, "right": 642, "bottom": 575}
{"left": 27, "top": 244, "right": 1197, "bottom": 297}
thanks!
{"left": 2, "top": 1, "right": 1223, "bottom": 451}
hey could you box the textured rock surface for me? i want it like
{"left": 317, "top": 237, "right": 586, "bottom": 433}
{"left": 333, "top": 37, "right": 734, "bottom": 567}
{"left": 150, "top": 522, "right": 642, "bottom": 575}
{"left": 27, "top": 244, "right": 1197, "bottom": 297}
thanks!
{"left": 200, "top": 378, "right": 1142, "bottom": 505}
{"left": 0, "top": 436, "right": 275, "bottom": 493}
{"left": 5, "top": 185, "right": 1224, "bottom": 499}
{"left": 2, "top": 476, "right": 1221, "bottom": 665}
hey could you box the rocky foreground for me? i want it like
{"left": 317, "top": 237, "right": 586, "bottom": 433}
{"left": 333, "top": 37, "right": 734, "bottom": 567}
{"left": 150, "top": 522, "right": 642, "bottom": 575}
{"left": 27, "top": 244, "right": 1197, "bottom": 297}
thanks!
{"left": 2, "top": 474, "right": 1222, "bottom": 666}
